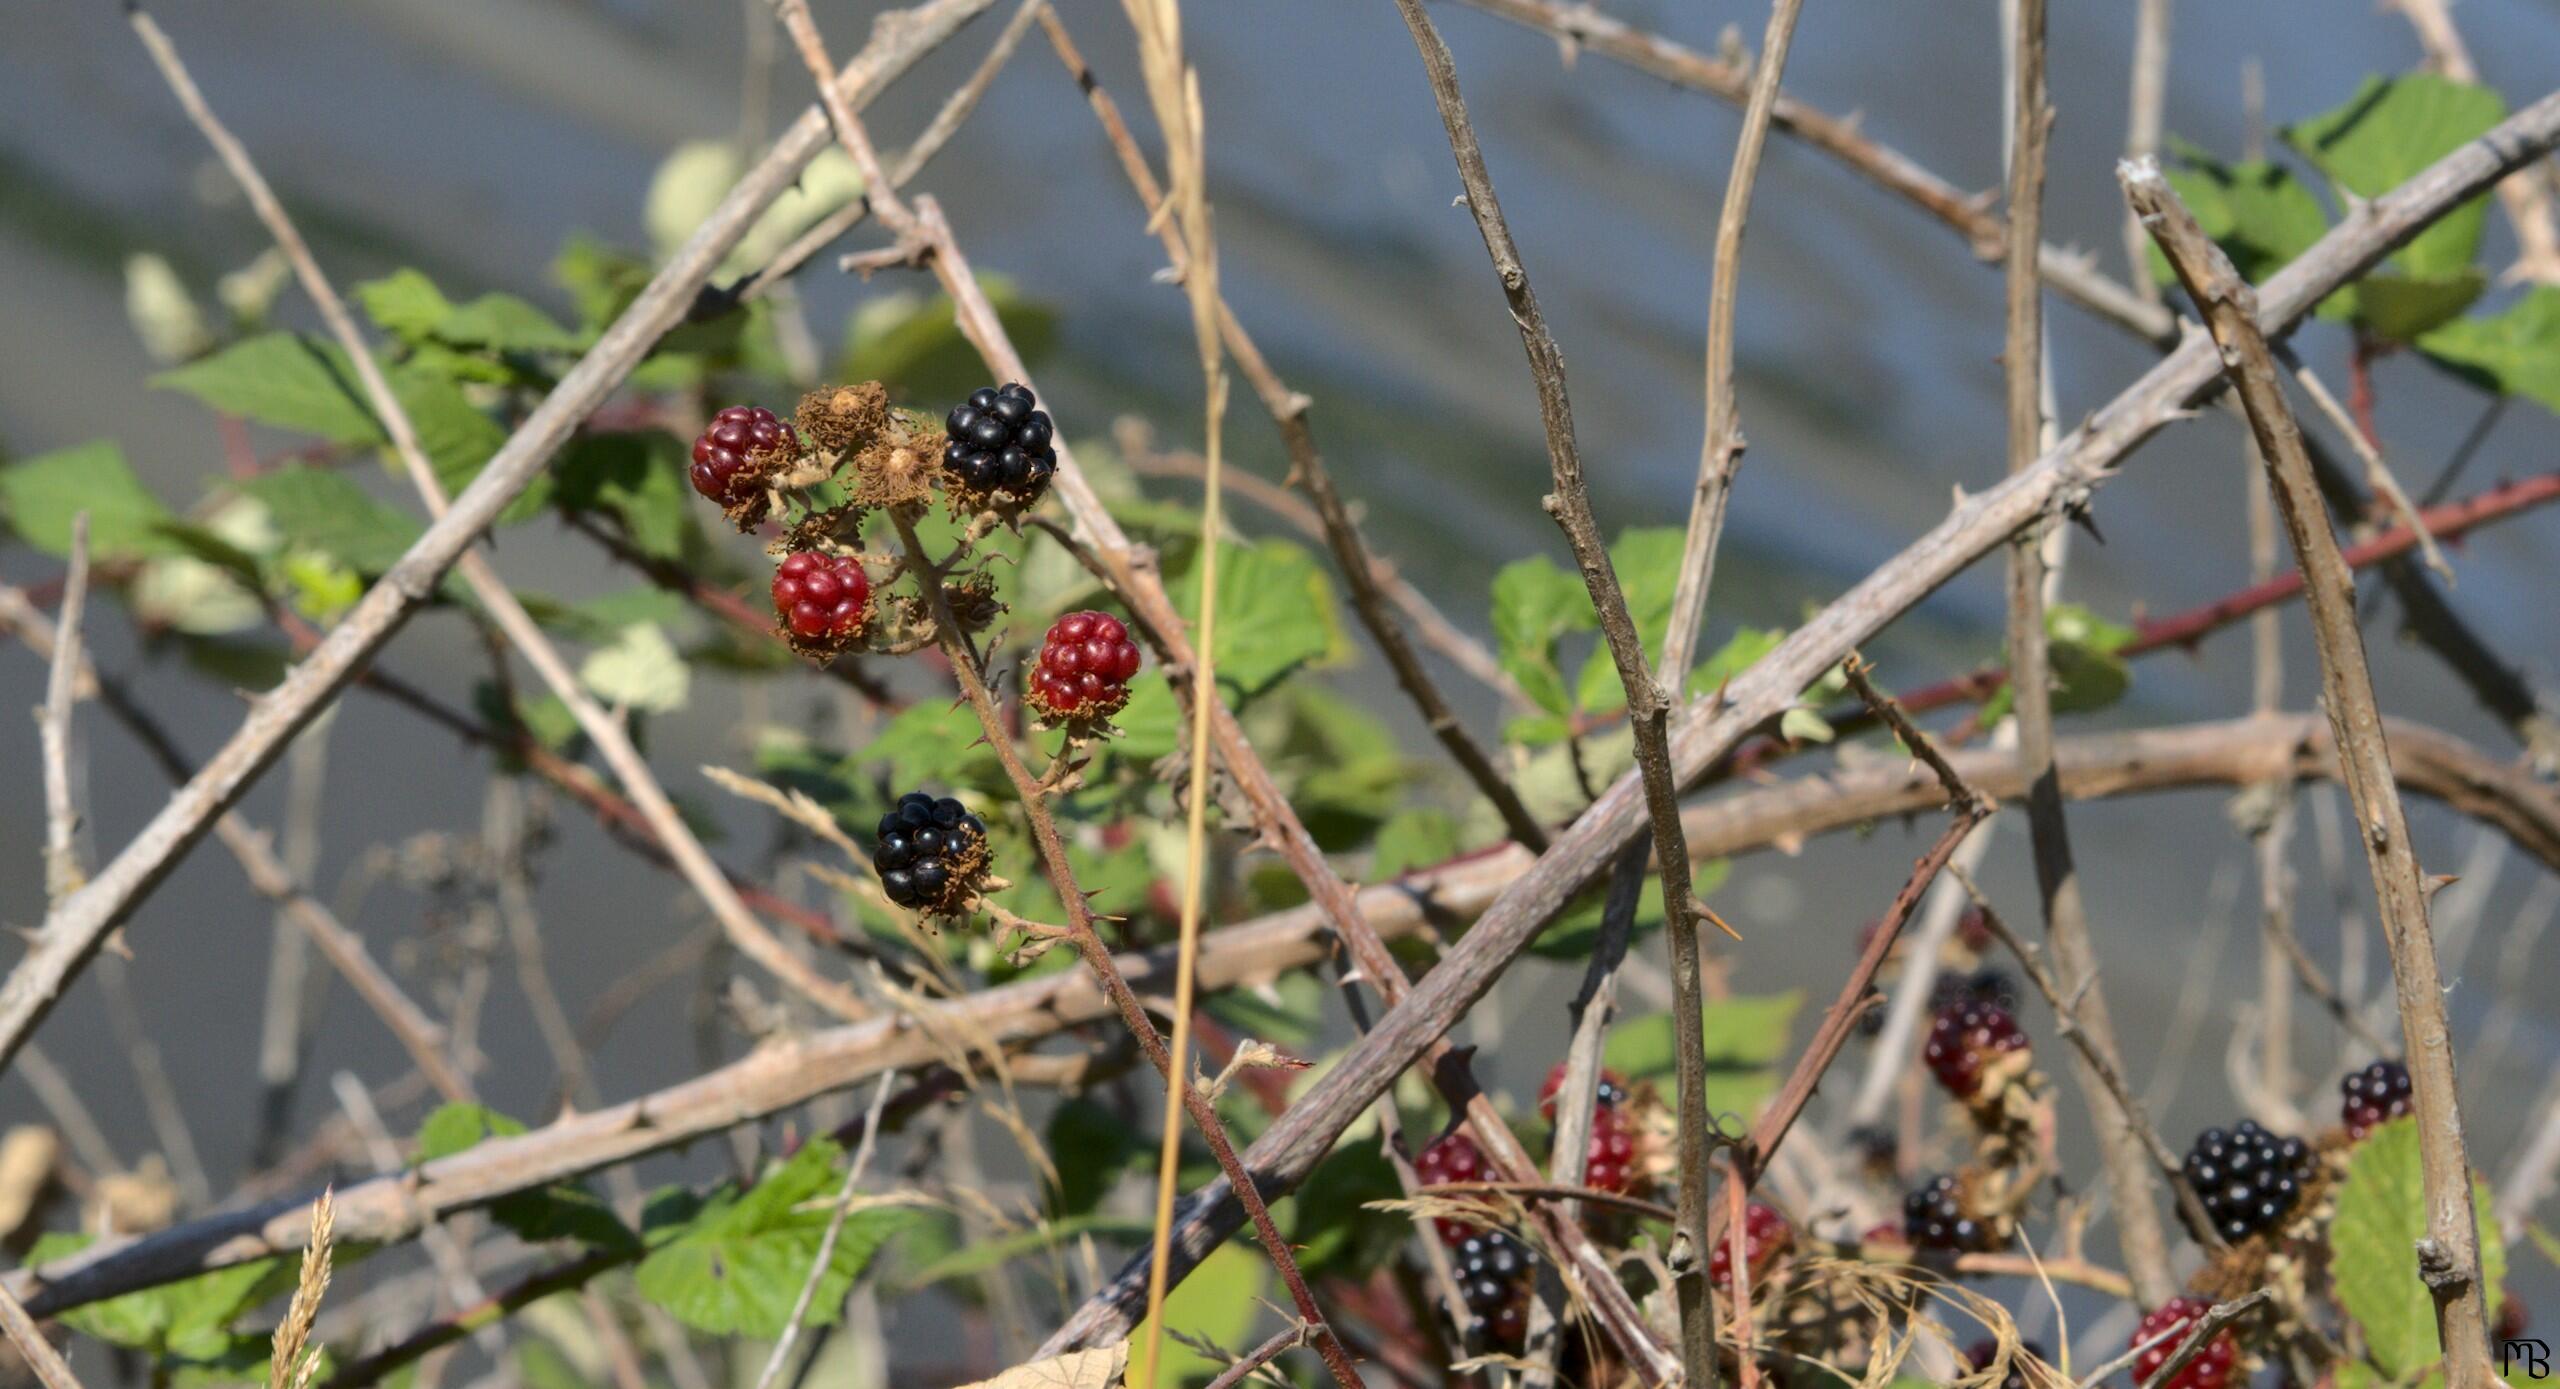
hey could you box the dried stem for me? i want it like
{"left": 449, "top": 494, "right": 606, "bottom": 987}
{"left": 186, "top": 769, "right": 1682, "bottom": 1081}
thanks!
{"left": 2005, "top": 0, "right": 2177, "bottom": 1311}
{"left": 2130, "top": 156, "right": 2492, "bottom": 1385}
{"left": 1380, "top": 0, "right": 1725, "bottom": 1377}
{"left": 0, "top": 1279, "right": 83, "bottom": 1389}
{"left": 37, "top": 514, "right": 90, "bottom": 904}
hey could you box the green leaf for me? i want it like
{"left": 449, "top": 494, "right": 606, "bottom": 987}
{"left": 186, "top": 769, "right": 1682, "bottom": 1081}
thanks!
{"left": 2418, "top": 286, "right": 2560, "bottom": 412}
{"left": 2145, "top": 154, "right": 2331, "bottom": 289}
{"left": 2357, "top": 270, "right": 2487, "bottom": 342}
{"left": 414, "top": 1105, "right": 637, "bottom": 1252}
{"left": 890, "top": 1213, "right": 1148, "bottom": 1292}
{"left": 2288, "top": 74, "right": 2507, "bottom": 282}
{"left": 1688, "top": 627, "right": 1784, "bottom": 697}
{"left": 1604, "top": 989, "right": 1803, "bottom": 1120}
{"left": 414, "top": 1102, "right": 527, "bottom": 1163}
{"left": 1573, "top": 527, "right": 1686, "bottom": 716}
{"left": 1126, "top": 1241, "right": 1268, "bottom": 1388}
{"left": 1291, "top": 1142, "right": 1407, "bottom": 1279}
{"left": 1046, "top": 1099, "right": 1138, "bottom": 1217}
{"left": 1372, "top": 809, "right": 1462, "bottom": 879}
{"left": 633, "top": 1140, "right": 909, "bottom": 1337}
{"left": 0, "top": 441, "right": 177, "bottom": 560}
{"left": 240, "top": 467, "right": 425, "bottom": 576}
{"left": 29, "top": 1235, "right": 290, "bottom": 1354}
{"left": 834, "top": 276, "right": 1057, "bottom": 407}
{"left": 1490, "top": 554, "right": 1593, "bottom": 718}
{"left": 1779, "top": 705, "right": 1835, "bottom": 744}
{"left": 1168, "top": 537, "right": 1345, "bottom": 700}
{"left": 551, "top": 433, "right": 698, "bottom": 561}
{"left": 2331, "top": 1117, "right": 2506, "bottom": 1377}
{"left": 156, "top": 333, "right": 379, "bottom": 442}
{"left": 868, "top": 698, "right": 1005, "bottom": 795}
{"left": 437, "top": 293, "right": 581, "bottom": 354}
{"left": 579, "top": 622, "right": 690, "bottom": 714}
{"left": 356, "top": 269, "right": 459, "bottom": 343}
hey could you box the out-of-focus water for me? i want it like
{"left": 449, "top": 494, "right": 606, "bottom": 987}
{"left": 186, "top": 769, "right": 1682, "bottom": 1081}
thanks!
{"left": 2, "top": 0, "right": 2558, "bottom": 1369}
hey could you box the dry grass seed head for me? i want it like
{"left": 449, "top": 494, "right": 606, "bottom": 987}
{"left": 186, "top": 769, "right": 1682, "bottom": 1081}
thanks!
{"left": 268, "top": 1187, "right": 335, "bottom": 1389}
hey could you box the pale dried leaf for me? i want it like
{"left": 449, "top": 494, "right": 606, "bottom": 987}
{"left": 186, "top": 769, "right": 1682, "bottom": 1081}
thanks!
{"left": 948, "top": 1344, "right": 1128, "bottom": 1389}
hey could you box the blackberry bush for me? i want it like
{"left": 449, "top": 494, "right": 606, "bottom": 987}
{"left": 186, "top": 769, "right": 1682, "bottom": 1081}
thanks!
{"left": 1024, "top": 610, "right": 1142, "bottom": 724}
{"left": 690, "top": 405, "right": 797, "bottom": 514}
{"left": 1707, "top": 1201, "right": 1791, "bottom": 1291}
{"left": 942, "top": 382, "right": 1057, "bottom": 504}
{"left": 872, "top": 792, "right": 989, "bottom": 915}
{"left": 2341, "top": 1058, "right": 2414, "bottom": 1139}
{"left": 1903, "top": 1173, "right": 1991, "bottom": 1252}
{"left": 1453, "top": 1229, "right": 1532, "bottom": 1343}
{"left": 771, "top": 550, "right": 871, "bottom": 653}
{"left": 2129, "top": 1297, "right": 2236, "bottom": 1389}
{"left": 2183, "top": 1119, "right": 2313, "bottom": 1242}
{"left": 1924, "top": 999, "right": 2029, "bottom": 1100}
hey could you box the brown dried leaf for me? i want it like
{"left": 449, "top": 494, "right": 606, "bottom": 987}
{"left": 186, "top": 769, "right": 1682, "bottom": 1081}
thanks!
{"left": 949, "top": 1344, "right": 1129, "bottom": 1389}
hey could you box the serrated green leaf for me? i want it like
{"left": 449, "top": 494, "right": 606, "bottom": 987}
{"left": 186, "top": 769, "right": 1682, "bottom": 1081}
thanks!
{"left": 2419, "top": 286, "right": 2560, "bottom": 413}
{"left": 550, "top": 433, "right": 697, "bottom": 561}
{"left": 2288, "top": 74, "right": 2506, "bottom": 282}
{"left": 2331, "top": 1117, "right": 2506, "bottom": 1377}
{"left": 578, "top": 622, "right": 689, "bottom": 714}
{"left": 2357, "top": 270, "right": 2487, "bottom": 342}
{"left": 1168, "top": 537, "right": 1345, "bottom": 700}
{"left": 437, "top": 293, "right": 580, "bottom": 354}
{"left": 2145, "top": 155, "right": 2331, "bottom": 290}
{"left": 1372, "top": 809, "right": 1462, "bottom": 879}
{"left": 29, "top": 1233, "right": 292, "bottom": 1353}
{"left": 414, "top": 1102, "right": 528, "bottom": 1163}
{"left": 1573, "top": 527, "right": 1686, "bottom": 716}
{"left": 1491, "top": 554, "right": 1592, "bottom": 718}
{"left": 356, "top": 269, "right": 459, "bottom": 343}
{"left": 867, "top": 698, "right": 1005, "bottom": 794}
{"left": 240, "top": 466, "right": 424, "bottom": 576}
{"left": 0, "top": 441, "right": 177, "bottom": 560}
{"left": 1604, "top": 989, "right": 1802, "bottom": 1120}
{"left": 632, "top": 1140, "right": 909, "bottom": 1338}
{"left": 1689, "top": 626, "right": 1784, "bottom": 697}
{"left": 156, "top": 333, "right": 380, "bottom": 442}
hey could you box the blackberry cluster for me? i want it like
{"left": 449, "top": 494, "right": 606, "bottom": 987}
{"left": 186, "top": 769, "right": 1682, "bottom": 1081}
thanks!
{"left": 771, "top": 551, "right": 871, "bottom": 647}
{"left": 1024, "top": 611, "right": 1143, "bottom": 723}
{"left": 1415, "top": 1131, "right": 1491, "bottom": 1246}
{"left": 1963, "top": 1338, "right": 2047, "bottom": 1389}
{"left": 1453, "top": 1230, "right": 1531, "bottom": 1343}
{"left": 1930, "top": 968, "right": 2019, "bottom": 1014}
{"left": 690, "top": 405, "right": 796, "bottom": 508}
{"left": 1707, "top": 1202, "right": 1791, "bottom": 1291}
{"left": 871, "top": 792, "right": 989, "bottom": 914}
{"left": 942, "top": 383, "right": 1057, "bottom": 499}
{"left": 1903, "top": 1173, "right": 1991, "bottom": 1252}
{"left": 2129, "top": 1297, "right": 2236, "bottom": 1389}
{"left": 2183, "top": 1119, "right": 2312, "bottom": 1242}
{"left": 1924, "top": 999, "right": 2029, "bottom": 1100}
{"left": 2341, "top": 1058, "right": 2414, "bottom": 1139}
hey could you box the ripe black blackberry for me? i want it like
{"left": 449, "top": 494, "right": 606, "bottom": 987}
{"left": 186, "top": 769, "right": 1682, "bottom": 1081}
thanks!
{"left": 2341, "top": 1058, "right": 2414, "bottom": 1139}
{"left": 942, "top": 383, "right": 1057, "bottom": 500}
{"left": 1453, "top": 1230, "right": 1532, "bottom": 1343}
{"left": 2183, "top": 1119, "right": 2313, "bottom": 1242}
{"left": 1903, "top": 1173, "right": 1991, "bottom": 1252}
{"left": 1964, "top": 1338, "right": 2048, "bottom": 1389}
{"left": 872, "top": 792, "right": 989, "bottom": 914}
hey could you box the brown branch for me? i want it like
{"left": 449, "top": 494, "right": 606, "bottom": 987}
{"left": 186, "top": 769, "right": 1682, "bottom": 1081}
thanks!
{"left": 0, "top": 0, "right": 995, "bottom": 1076}
{"left": 9, "top": 710, "right": 2552, "bottom": 1317}
{"left": 0, "top": 1279, "right": 83, "bottom": 1389}
{"left": 1203, "top": 1322, "right": 1315, "bottom": 1389}
{"left": 1381, "top": 1, "right": 1724, "bottom": 1380}
{"left": 1039, "top": 91, "right": 2560, "bottom": 1353}
{"left": 2130, "top": 156, "right": 2492, "bottom": 1385}
{"left": 2004, "top": 0, "right": 2176, "bottom": 1312}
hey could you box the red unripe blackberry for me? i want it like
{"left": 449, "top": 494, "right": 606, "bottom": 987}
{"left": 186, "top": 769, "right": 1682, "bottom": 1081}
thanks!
{"left": 1963, "top": 1338, "right": 2047, "bottom": 1389}
{"left": 1707, "top": 1202, "right": 1790, "bottom": 1290}
{"left": 1903, "top": 1173, "right": 1992, "bottom": 1252}
{"left": 771, "top": 551, "right": 871, "bottom": 644}
{"left": 1580, "top": 1106, "right": 1640, "bottom": 1195}
{"left": 1025, "top": 610, "right": 1141, "bottom": 722}
{"left": 2183, "top": 1119, "right": 2313, "bottom": 1242}
{"left": 691, "top": 405, "right": 796, "bottom": 505}
{"left": 942, "top": 383, "right": 1057, "bottom": 499}
{"left": 1956, "top": 904, "right": 1994, "bottom": 953}
{"left": 1452, "top": 1230, "right": 1532, "bottom": 1343}
{"left": 1415, "top": 1131, "right": 1490, "bottom": 1245}
{"left": 1924, "top": 999, "right": 2028, "bottom": 1100}
{"left": 2341, "top": 1058, "right": 2414, "bottom": 1139}
{"left": 1537, "top": 1062, "right": 1629, "bottom": 1119}
{"left": 872, "top": 792, "right": 990, "bottom": 914}
{"left": 2129, "top": 1297, "right": 2236, "bottom": 1389}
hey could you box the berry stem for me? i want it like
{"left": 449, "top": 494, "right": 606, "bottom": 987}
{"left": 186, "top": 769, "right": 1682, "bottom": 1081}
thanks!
{"left": 884, "top": 511, "right": 1363, "bottom": 1388}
